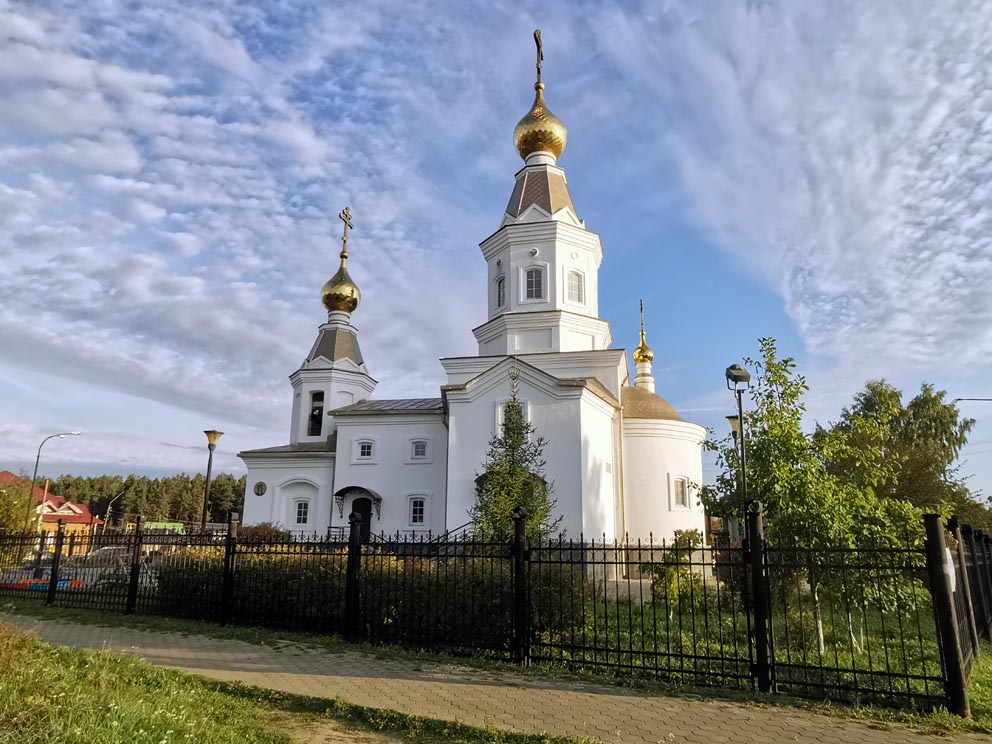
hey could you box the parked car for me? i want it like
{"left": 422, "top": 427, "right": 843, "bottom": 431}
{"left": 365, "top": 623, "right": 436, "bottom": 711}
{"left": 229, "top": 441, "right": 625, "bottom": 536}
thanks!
{"left": 79, "top": 546, "right": 132, "bottom": 567}
{"left": 20, "top": 550, "right": 55, "bottom": 571}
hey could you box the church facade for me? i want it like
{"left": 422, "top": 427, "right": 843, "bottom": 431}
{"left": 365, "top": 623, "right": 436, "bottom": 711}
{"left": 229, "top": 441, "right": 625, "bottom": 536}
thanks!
{"left": 239, "top": 44, "right": 706, "bottom": 542}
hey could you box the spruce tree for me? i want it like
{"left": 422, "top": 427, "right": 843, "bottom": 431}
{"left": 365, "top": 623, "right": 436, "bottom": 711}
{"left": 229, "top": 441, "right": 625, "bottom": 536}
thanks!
{"left": 470, "top": 366, "right": 560, "bottom": 539}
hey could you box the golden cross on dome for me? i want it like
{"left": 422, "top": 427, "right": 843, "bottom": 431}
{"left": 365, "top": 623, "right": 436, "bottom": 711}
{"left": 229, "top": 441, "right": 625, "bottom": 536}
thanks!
{"left": 338, "top": 206, "right": 354, "bottom": 259}
{"left": 534, "top": 29, "right": 543, "bottom": 84}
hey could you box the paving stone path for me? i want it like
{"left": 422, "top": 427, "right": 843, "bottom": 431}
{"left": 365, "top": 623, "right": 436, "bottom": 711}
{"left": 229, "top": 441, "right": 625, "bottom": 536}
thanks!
{"left": 4, "top": 614, "right": 987, "bottom": 744}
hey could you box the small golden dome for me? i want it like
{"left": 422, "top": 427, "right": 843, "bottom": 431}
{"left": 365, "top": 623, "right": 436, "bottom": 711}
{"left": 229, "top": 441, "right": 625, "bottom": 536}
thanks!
{"left": 513, "top": 83, "right": 567, "bottom": 161}
{"left": 321, "top": 264, "right": 360, "bottom": 313}
{"left": 633, "top": 330, "right": 654, "bottom": 364}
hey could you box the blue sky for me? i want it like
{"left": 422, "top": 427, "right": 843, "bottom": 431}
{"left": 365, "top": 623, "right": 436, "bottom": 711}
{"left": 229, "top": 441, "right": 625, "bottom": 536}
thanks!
{"left": 1, "top": 0, "right": 989, "bottom": 499}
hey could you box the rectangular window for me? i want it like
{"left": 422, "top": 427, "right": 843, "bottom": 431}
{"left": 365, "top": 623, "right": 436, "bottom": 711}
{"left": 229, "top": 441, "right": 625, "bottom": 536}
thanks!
{"left": 359, "top": 441, "right": 373, "bottom": 459}
{"left": 525, "top": 268, "right": 543, "bottom": 299}
{"left": 412, "top": 440, "right": 428, "bottom": 459}
{"left": 567, "top": 271, "right": 584, "bottom": 303}
{"left": 296, "top": 501, "right": 309, "bottom": 524}
{"left": 307, "top": 391, "right": 324, "bottom": 436}
{"left": 410, "top": 498, "right": 425, "bottom": 525}
{"left": 673, "top": 478, "right": 688, "bottom": 508}
{"left": 496, "top": 277, "right": 505, "bottom": 307}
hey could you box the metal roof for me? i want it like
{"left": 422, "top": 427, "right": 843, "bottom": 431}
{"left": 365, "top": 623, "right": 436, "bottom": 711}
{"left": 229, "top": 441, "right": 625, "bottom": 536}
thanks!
{"left": 331, "top": 398, "right": 444, "bottom": 415}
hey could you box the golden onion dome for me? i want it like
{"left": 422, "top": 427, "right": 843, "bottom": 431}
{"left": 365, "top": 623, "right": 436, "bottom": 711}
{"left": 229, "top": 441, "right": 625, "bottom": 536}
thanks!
{"left": 513, "top": 83, "right": 568, "bottom": 161}
{"left": 633, "top": 330, "right": 654, "bottom": 364}
{"left": 321, "top": 262, "right": 360, "bottom": 313}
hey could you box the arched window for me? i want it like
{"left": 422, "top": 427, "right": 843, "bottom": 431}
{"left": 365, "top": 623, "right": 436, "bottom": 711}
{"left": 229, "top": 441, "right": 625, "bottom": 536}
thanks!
{"left": 495, "top": 276, "right": 506, "bottom": 307}
{"left": 295, "top": 500, "right": 310, "bottom": 525}
{"left": 566, "top": 270, "right": 584, "bottom": 304}
{"left": 525, "top": 268, "right": 543, "bottom": 300}
{"left": 411, "top": 439, "right": 428, "bottom": 460}
{"left": 409, "top": 496, "right": 427, "bottom": 526}
{"left": 307, "top": 391, "right": 324, "bottom": 436}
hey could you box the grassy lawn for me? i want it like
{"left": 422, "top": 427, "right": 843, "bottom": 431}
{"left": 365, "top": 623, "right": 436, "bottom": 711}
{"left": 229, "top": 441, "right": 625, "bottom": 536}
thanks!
{"left": 0, "top": 617, "right": 598, "bottom": 744}
{"left": 0, "top": 618, "right": 286, "bottom": 744}
{"left": 4, "top": 599, "right": 992, "bottom": 737}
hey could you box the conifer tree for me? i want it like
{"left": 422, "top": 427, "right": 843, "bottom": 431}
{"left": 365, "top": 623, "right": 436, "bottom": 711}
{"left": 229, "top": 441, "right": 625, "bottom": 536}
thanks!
{"left": 470, "top": 366, "right": 560, "bottom": 539}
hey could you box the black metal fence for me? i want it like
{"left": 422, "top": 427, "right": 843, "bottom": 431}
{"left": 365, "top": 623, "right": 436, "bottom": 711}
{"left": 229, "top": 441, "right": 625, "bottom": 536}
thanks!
{"left": 2, "top": 507, "right": 991, "bottom": 715}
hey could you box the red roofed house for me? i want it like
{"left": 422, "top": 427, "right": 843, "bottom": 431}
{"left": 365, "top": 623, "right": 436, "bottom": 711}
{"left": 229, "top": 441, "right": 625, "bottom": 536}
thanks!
{"left": 0, "top": 471, "right": 102, "bottom": 541}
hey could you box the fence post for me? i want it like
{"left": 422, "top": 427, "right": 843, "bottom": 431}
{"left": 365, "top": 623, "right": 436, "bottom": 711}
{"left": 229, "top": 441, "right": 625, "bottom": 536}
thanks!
{"left": 46, "top": 520, "right": 67, "bottom": 605}
{"left": 512, "top": 507, "right": 531, "bottom": 666}
{"left": 924, "top": 513, "right": 970, "bottom": 717}
{"left": 949, "top": 518, "right": 981, "bottom": 657}
{"left": 219, "top": 512, "right": 240, "bottom": 625}
{"left": 978, "top": 534, "right": 992, "bottom": 638}
{"left": 962, "top": 524, "right": 987, "bottom": 641}
{"left": 67, "top": 533, "right": 76, "bottom": 558}
{"left": 344, "top": 512, "right": 362, "bottom": 641}
{"left": 125, "top": 516, "right": 144, "bottom": 614}
{"left": 746, "top": 502, "right": 773, "bottom": 693}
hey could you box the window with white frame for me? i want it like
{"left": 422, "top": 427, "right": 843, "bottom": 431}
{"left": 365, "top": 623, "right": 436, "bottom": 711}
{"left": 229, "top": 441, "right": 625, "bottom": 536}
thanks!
{"left": 409, "top": 496, "right": 426, "bottom": 526}
{"left": 672, "top": 477, "right": 689, "bottom": 509}
{"left": 495, "top": 399, "right": 529, "bottom": 432}
{"left": 411, "top": 439, "right": 428, "bottom": 460}
{"left": 525, "top": 268, "right": 543, "bottom": 300}
{"left": 296, "top": 500, "right": 310, "bottom": 524}
{"left": 496, "top": 276, "right": 506, "bottom": 307}
{"left": 566, "top": 270, "right": 584, "bottom": 304}
{"left": 357, "top": 440, "right": 374, "bottom": 459}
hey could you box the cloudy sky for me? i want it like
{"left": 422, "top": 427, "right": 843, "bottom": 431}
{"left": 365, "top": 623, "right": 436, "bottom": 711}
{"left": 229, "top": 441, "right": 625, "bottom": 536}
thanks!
{"left": 1, "top": 0, "right": 990, "bottom": 498}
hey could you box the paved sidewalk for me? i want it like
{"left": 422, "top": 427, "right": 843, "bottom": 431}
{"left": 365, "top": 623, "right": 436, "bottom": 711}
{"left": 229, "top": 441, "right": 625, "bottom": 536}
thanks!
{"left": 3, "top": 614, "right": 985, "bottom": 744}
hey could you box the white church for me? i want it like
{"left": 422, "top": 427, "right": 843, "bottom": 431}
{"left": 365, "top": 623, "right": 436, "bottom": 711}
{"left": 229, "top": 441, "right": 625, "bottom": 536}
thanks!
{"left": 240, "top": 40, "right": 706, "bottom": 542}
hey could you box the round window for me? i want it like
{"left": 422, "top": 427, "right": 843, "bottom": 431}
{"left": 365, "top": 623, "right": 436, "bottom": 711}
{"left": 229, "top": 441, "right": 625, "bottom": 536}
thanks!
{"left": 253, "top": 482, "right": 267, "bottom": 496}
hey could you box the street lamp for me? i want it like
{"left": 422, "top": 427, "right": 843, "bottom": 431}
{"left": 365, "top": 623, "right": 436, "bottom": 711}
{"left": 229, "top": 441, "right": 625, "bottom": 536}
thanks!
{"left": 726, "top": 365, "right": 751, "bottom": 518}
{"left": 200, "top": 430, "right": 224, "bottom": 531}
{"left": 23, "top": 432, "right": 81, "bottom": 530}
{"left": 953, "top": 398, "right": 992, "bottom": 403}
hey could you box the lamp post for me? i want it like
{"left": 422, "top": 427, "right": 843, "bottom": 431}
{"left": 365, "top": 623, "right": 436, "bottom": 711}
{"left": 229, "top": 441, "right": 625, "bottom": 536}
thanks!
{"left": 725, "top": 365, "right": 751, "bottom": 519}
{"left": 23, "top": 432, "right": 81, "bottom": 530}
{"left": 200, "top": 430, "right": 224, "bottom": 531}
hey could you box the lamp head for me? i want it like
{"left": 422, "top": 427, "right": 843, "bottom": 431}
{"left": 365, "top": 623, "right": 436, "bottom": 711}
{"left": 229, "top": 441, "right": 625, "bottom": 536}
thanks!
{"left": 204, "top": 430, "right": 224, "bottom": 448}
{"left": 726, "top": 414, "right": 741, "bottom": 439}
{"left": 725, "top": 364, "right": 751, "bottom": 389}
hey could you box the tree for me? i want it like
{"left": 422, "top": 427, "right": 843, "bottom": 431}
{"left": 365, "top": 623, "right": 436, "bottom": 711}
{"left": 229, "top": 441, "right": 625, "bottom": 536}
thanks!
{"left": 0, "top": 474, "right": 32, "bottom": 532}
{"left": 471, "top": 366, "right": 560, "bottom": 540}
{"left": 706, "top": 339, "right": 923, "bottom": 653}
{"left": 817, "top": 380, "right": 989, "bottom": 528}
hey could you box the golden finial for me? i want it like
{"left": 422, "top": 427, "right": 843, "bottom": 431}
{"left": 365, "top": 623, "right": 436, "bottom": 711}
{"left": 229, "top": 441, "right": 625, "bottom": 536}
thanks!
{"left": 513, "top": 29, "right": 568, "bottom": 161}
{"left": 633, "top": 299, "right": 654, "bottom": 364}
{"left": 321, "top": 206, "right": 361, "bottom": 314}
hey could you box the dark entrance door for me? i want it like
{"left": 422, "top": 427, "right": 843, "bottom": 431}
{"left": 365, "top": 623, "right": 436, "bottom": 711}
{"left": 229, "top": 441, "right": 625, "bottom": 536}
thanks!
{"left": 352, "top": 497, "right": 372, "bottom": 542}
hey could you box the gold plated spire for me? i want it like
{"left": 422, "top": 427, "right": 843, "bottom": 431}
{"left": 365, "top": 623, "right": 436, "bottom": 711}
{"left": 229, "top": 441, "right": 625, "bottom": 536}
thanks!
{"left": 633, "top": 299, "right": 654, "bottom": 364}
{"left": 513, "top": 29, "right": 568, "bottom": 161}
{"left": 321, "top": 206, "right": 361, "bottom": 314}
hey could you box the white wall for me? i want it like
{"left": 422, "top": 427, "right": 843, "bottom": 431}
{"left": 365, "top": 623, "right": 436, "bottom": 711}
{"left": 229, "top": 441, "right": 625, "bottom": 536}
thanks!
{"left": 579, "top": 394, "right": 619, "bottom": 539}
{"left": 331, "top": 415, "right": 448, "bottom": 536}
{"left": 621, "top": 419, "right": 707, "bottom": 543}
{"left": 445, "top": 365, "right": 585, "bottom": 536}
{"left": 242, "top": 458, "right": 335, "bottom": 534}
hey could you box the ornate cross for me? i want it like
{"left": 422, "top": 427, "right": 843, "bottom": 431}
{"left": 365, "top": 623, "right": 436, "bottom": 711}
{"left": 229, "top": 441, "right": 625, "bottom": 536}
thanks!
{"left": 534, "top": 29, "right": 543, "bottom": 83}
{"left": 338, "top": 206, "right": 354, "bottom": 259}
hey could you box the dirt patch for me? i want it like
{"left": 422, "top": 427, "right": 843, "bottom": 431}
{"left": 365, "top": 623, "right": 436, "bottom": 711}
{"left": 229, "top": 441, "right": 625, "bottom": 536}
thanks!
{"left": 271, "top": 713, "right": 403, "bottom": 743}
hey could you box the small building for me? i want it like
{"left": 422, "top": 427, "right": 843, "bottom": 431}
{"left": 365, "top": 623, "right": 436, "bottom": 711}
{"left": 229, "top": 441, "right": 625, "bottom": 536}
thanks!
{"left": 0, "top": 471, "right": 103, "bottom": 540}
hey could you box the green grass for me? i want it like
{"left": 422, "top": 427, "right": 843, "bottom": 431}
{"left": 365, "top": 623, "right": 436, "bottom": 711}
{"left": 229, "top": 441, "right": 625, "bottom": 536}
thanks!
{"left": 0, "top": 618, "right": 598, "bottom": 744}
{"left": 0, "top": 619, "right": 287, "bottom": 744}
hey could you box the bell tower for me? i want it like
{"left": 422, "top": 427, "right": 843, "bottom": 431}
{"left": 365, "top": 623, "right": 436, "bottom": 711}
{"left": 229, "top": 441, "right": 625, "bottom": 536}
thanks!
{"left": 473, "top": 31, "right": 611, "bottom": 357}
{"left": 289, "top": 207, "right": 376, "bottom": 443}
